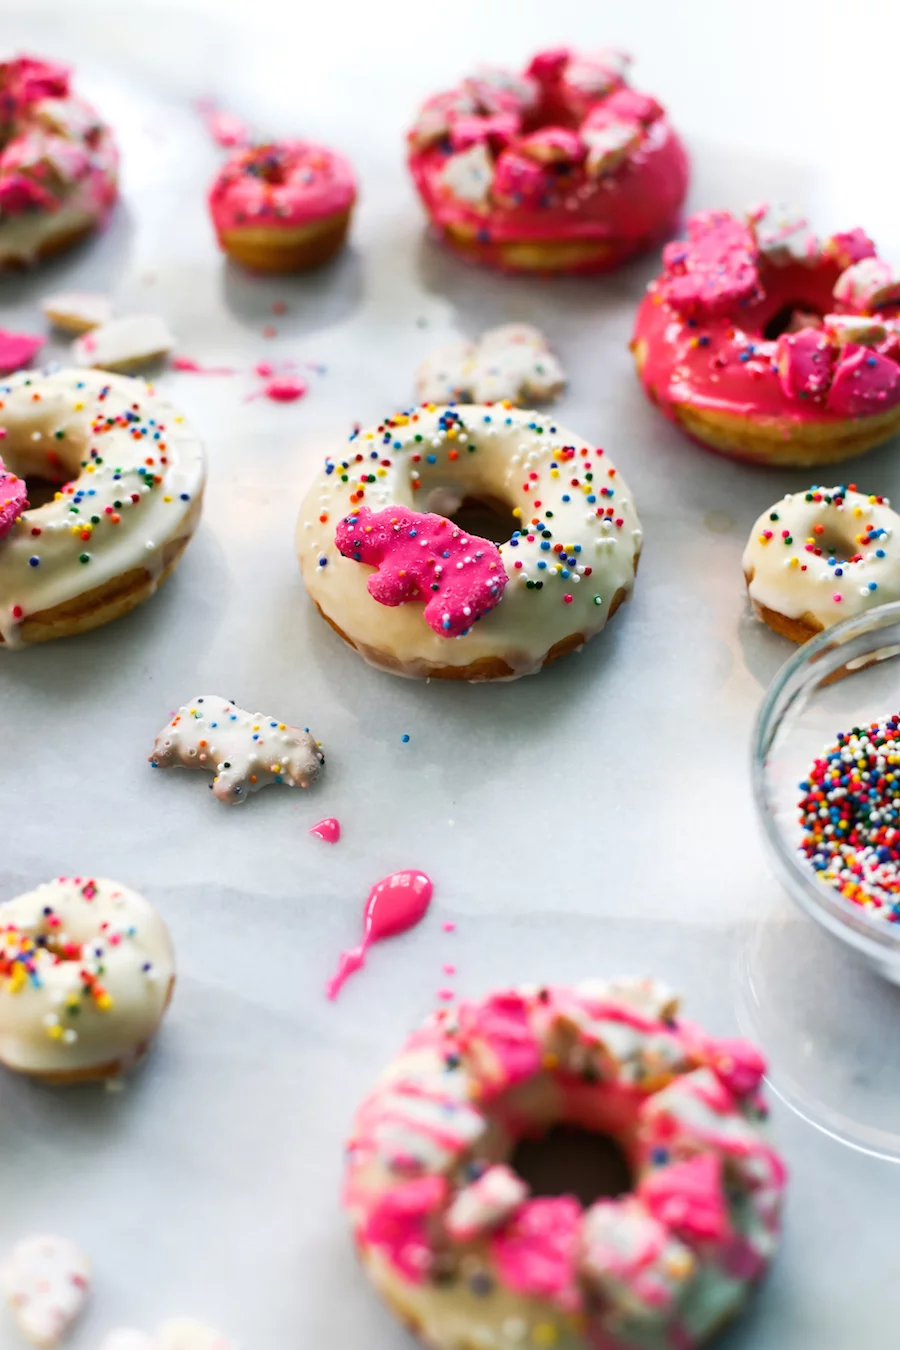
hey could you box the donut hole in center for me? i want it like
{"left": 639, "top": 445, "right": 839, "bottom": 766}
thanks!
{"left": 511, "top": 1125, "right": 634, "bottom": 1208}
{"left": 423, "top": 486, "right": 519, "bottom": 545}
{"left": 762, "top": 300, "right": 825, "bottom": 341}
{"left": 1, "top": 426, "right": 86, "bottom": 507}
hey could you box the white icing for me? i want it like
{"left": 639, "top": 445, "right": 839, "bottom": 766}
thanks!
{"left": 463, "top": 66, "right": 538, "bottom": 114}
{"left": 72, "top": 315, "right": 175, "bottom": 371}
{"left": 415, "top": 325, "right": 565, "bottom": 406}
{"left": 0, "top": 877, "right": 175, "bottom": 1077}
{"left": 296, "top": 405, "right": 643, "bottom": 679}
{"left": 444, "top": 1166, "right": 528, "bottom": 1241}
{"left": 150, "top": 695, "right": 324, "bottom": 805}
{"left": 748, "top": 203, "right": 819, "bottom": 266}
{"left": 743, "top": 486, "right": 900, "bottom": 630}
{"left": 0, "top": 1235, "right": 90, "bottom": 1347}
{"left": 582, "top": 121, "right": 642, "bottom": 177}
{"left": 0, "top": 367, "right": 205, "bottom": 649}
{"left": 575, "top": 976, "right": 679, "bottom": 1023}
{"left": 564, "top": 50, "right": 632, "bottom": 99}
{"left": 439, "top": 143, "right": 494, "bottom": 207}
{"left": 41, "top": 291, "right": 113, "bottom": 333}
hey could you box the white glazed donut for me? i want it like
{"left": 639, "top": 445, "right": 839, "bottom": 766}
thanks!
{"left": 343, "top": 979, "right": 786, "bottom": 1350}
{"left": 0, "top": 877, "right": 175, "bottom": 1083}
{"left": 0, "top": 368, "right": 206, "bottom": 648}
{"left": 743, "top": 484, "right": 900, "bottom": 642}
{"left": 296, "top": 404, "right": 642, "bottom": 680}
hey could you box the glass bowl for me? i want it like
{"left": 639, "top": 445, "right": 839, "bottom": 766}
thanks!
{"left": 753, "top": 600, "right": 900, "bottom": 985}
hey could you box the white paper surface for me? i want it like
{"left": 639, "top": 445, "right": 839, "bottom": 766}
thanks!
{"left": 1, "top": 2, "right": 899, "bottom": 1346}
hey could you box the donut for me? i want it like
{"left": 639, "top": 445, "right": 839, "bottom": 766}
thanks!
{"left": 0, "top": 367, "right": 206, "bottom": 648}
{"left": 0, "top": 56, "right": 118, "bottom": 266}
{"left": 743, "top": 483, "right": 900, "bottom": 642}
{"left": 632, "top": 206, "right": 900, "bottom": 466}
{"left": 407, "top": 47, "right": 688, "bottom": 275}
{"left": 0, "top": 876, "right": 175, "bottom": 1083}
{"left": 296, "top": 404, "right": 642, "bottom": 680}
{"left": 208, "top": 140, "right": 357, "bottom": 273}
{"left": 343, "top": 978, "right": 786, "bottom": 1350}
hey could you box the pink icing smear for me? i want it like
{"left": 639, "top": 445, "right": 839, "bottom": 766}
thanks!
{"left": 490, "top": 1197, "right": 582, "bottom": 1311}
{"left": 334, "top": 504, "right": 508, "bottom": 638}
{"left": 208, "top": 140, "right": 357, "bottom": 235}
{"left": 326, "top": 870, "right": 434, "bottom": 1000}
{"left": 310, "top": 817, "right": 341, "bottom": 844}
{"left": 171, "top": 355, "right": 238, "bottom": 375}
{"left": 197, "top": 100, "right": 251, "bottom": 149}
{"left": 0, "top": 457, "right": 28, "bottom": 538}
{"left": 0, "top": 329, "right": 43, "bottom": 375}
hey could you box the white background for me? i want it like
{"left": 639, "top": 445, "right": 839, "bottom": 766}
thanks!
{"left": 1, "top": 1, "right": 899, "bottom": 1346}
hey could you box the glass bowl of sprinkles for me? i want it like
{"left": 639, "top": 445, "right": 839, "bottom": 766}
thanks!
{"left": 753, "top": 600, "right": 900, "bottom": 983}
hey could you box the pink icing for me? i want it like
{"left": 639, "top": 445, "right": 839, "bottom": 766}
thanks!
{"left": 171, "top": 356, "right": 238, "bottom": 375}
{"left": 0, "top": 329, "right": 43, "bottom": 375}
{"left": 259, "top": 376, "right": 307, "bottom": 402}
{"left": 633, "top": 208, "right": 900, "bottom": 438}
{"left": 361, "top": 1175, "right": 447, "bottom": 1282}
{"left": 407, "top": 46, "right": 688, "bottom": 274}
{"left": 0, "top": 457, "right": 28, "bottom": 537}
{"left": 639, "top": 1155, "right": 731, "bottom": 1242}
{"left": 208, "top": 141, "right": 357, "bottom": 236}
{"left": 334, "top": 504, "right": 508, "bottom": 639}
{"left": 197, "top": 101, "right": 251, "bottom": 149}
{"left": 707, "top": 1038, "right": 766, "bottom": 1097}
{"left": 326, "top": 870, "right": 433, "bottom": 1000}
{"left": 309, "top": 817, "right": 341, "bottom": 843}
{"left": 450, "top": 113, "right": 518, "bottom": 154}
{"left": 457, "top": 991, "right": 543, "bottom": 1092}
{"left": 491, "top": 1197, "right": 582, "bottom": 1310}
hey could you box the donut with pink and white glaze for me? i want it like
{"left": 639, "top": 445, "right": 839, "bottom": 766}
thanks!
{"left": 208, "top": 140, "right": 357, "bottom": 273}
{"left": 343, "top": 979, "right": 786, "bottom": 1350}
{"left": 632, "top": 206, "right": 900, "bottom": 466}
{"left": 0, "top": 56, "right": 118, "bottom": 266}
{"left": 407, "top": 48, "right": 689, "bottom": 275}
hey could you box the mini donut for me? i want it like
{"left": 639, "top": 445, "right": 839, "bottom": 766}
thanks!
{"left": 208, "top": 140, "right": 357, "bottom": 273}
{"left": 343, "top": 978, "right": 786, "bottom": 1350}
{"left": 632, "top": 206, "right": 900, "bottom": 466}
{"left": 0, "top": 367, "right": 206, "bottom": 648}
{"left": 407, "top": 47, "right": 688, "bottom": 275}
{"left": 743, "top": 484, "right": 900, "bottom": 642}
{"left": 0, "top": 876, "right": 175, "bottom": 1084}
{"left": 296, "top": 404, "right": 642, "bottom": 681}
{"left": 0, "top": 56, "right": 118, "bottom": 267}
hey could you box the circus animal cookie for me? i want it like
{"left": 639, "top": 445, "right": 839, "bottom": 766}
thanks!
{"left": 632, "top": 207, "right": 900, "bottom": 466}
{"left": 415, "top": 324, "right": 566, "bottom": 406}
{"left": 343, "top": 979, "right": 786, "bottom": 1350}
{"left": 1, "top": 1235, "right": 90, "bottom": 1347}
{"left": 72, "top": 313, "right": 175, "bottom": 372}
{"left": 101, "top": 1323, "right": 237, "bottom": 1350}
{"left": 743, "top": 485, "right": 900, "bottom": 642}
{"left": 0, "top": 56, "right": 118, "bottom": 266}
{"left": 297, "top": 404, "right": 642, "bottom": 680}
{"left": 41, "top": 290, "right": 113, "bottom": 334}
{"left": 0, "top": 876, "right": 175, "bottom": 1083}
{"left": 407, "top": 47, "right": 688, "bottom": 274}
{"left": 208, "top": 141, "right": 357, "bottom": 273}
{"left": 150, "top": 695, "right": 325, "bottom": 805}
{"left": 0, "top": 368, "right": 205, "bottom": 648}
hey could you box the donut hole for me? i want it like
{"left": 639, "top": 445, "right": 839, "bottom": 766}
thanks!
{"left": 0, "top": 423, "right": 86, "bottom": 504}
{"left": 423, "top": 486, "right": 518, "bottom": 545}
{"left": 762, "top": 300, "right": 825, "bottom": 341}
{"left": 510, "top": 1124, "right": 633, "bottom": 1208}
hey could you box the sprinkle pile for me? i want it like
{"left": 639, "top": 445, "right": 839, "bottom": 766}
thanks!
{"left": 798, "top": 715, "right": 900, "bottom": 917}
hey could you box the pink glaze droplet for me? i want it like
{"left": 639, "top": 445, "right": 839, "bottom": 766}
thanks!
{"left": 326, "top": 869, "right": 434, "bottom": 1000}
{"left": 264, "top": 376, "right": 307, "bottom": 402}
{"left": 198, "top": 100, "right": 250, "bottom": 148}
{"left": 310, "top": 817, "right": 341, "bottom": 844}
{"left": 442, "top": 921, "right": 456, "bottom": 932}
{"left": 171, "top": 355, "right": 238, "bottom": 375}
{"left": 0, "top": 329, "right": 43, "bottom": 375}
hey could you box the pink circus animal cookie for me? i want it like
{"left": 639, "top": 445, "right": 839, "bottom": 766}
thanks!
{"left": 150, "top": 695, "right": 324, "bottom": 806}
{"left": 407, "top": 46, "right": 688, "bottom": 275}
{"left": 0, "top": 1235, "right": 90, "bottom": 1347}
{"left": 335, "top": 504, "right": 508, "bottom": 638}
{"left": 0, "top": 56, "right": 118, "bottom": 267}
{"left": 208, "top": 140, "right": 357, "bottom": 274}
{"left": 632, "top": 205, "right": 900, "bottom": 466}
{"left": 343, "top": 978, "right": 786, "bottom": 1350}
{"left": 0, "top": 458, "right": 28, "bottom": 538}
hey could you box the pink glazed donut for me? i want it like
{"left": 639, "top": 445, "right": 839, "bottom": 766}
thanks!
{"left": 208, "top": 140, "right": 357, "bottom": 273}
{"left": 343, "top": 979, "right": 786, "bottom": 1350}
{"left": 0, "top": 55, "right": 118, "bottom": 266}
{"left": 632, "top": 206, "right": 900, "bottom": 466}
{"left": 407, "top": 47, "right": 689, "bottom": 275}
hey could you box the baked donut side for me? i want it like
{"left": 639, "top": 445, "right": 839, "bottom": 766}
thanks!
{"left": 0, "top": 368, "right": 206, "bottom": 648}
{"left": 296, "top": 404, "right": 642, "bottom": 681}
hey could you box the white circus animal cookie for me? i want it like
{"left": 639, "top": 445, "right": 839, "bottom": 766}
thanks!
{"left": 72, "top": 314, "right": 175, "bottom": 372}
{"left": 438, "top": 142, "right": 494, "bottom": 206}
{"left": 41, "top": 291, "right": 113, "bottom": 334}
{"left": 150, "top": 695, "right": 325, "bottom": 806}
{"left": 0, "top": 1235, "right": 90, "bottom": 1347}
{"left": 415, "top": 323, "right": 566, "bottom": 406}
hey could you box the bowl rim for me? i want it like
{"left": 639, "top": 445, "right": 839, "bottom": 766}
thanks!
{"left": 752, "top": 599, "right": 900, "bottom": 966}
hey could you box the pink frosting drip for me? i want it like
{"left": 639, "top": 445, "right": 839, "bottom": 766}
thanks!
{"left": 0, "top": 329, "right": 43, "bottom": 375}
{"left": 309, "top": 817, "right": 341, "bottom": 844}
{"left": 0, "top": 457, "right": 28, "bottom": 538}
{"left": 633, "top": 208, "right": 900, "bottom": 435}
{"left": 407, "top": 46, "right": 688, "bottom": 273}
{"left": 490, "top": 1197, "right": 582, "bottom": 1311}
{"left": 327, "top": 870, "right": 433, "bottom": 1000}
{"left": 334, "top": 503, "right": 508, "bottom": 639}
{"left": 208, "top": 140, "right": 356, "bottom": 235}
